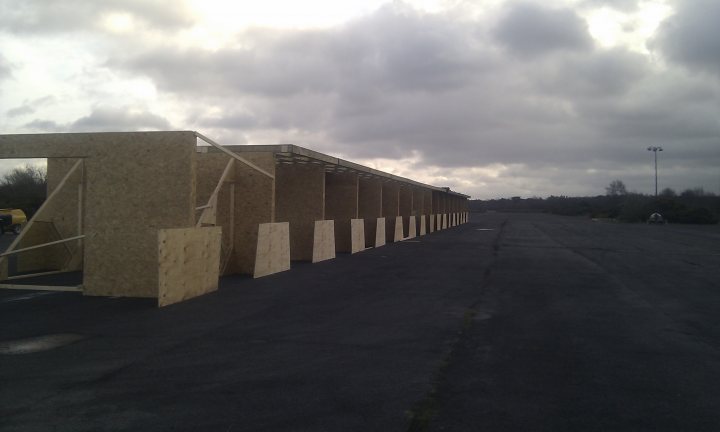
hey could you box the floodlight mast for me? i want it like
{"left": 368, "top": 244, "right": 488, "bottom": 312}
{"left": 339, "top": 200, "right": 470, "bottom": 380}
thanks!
{"left": 647, "top": 146, "right": 663, "bottom": 197}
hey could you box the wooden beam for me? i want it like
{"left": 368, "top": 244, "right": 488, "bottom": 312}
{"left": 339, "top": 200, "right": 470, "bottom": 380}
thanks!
{"left": 0, "top": 283, "right": 82, "bottom": 292}
{"left": 195, "top": 132, "right": 275, "bottom": 179}
{"left": 0, "top": 235, "right": 86, "bottom": 258}
{"left": 196, "top": 158, "right": 234, "bottom": 227}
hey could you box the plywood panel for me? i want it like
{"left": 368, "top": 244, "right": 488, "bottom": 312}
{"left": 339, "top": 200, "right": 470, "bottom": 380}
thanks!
{"left": 254, "top": 222, "right": 290, "bottom": 278}
{"left": 325, "top": 172, "right": 358, "bottom": 253}
{"left": 442, "top": 214, "right": 448, "bottom": 229}
{"left": 393, "top": 216, "right": 404, "bottom": 242}
{"left": 423, "top": 189, "right": 433, "bottom": 215}
{"left": 375, "top": 217, "right": 386, "bottom": 247}
{"left": 6, "top": 159, "right": 84, "bottom": 278}
{"left": 350, "top": 219, "right": 365, "bottom": 254}
{"left": 312, "top": 220, "right": 335, "bottom": 263}
{"left": 13, "top": 221, "right": 67, "bottom": 274}
{"left": 382, "top": 182, "right": 399, "bottom": 243}
{"left": 407, "top": 215, "right": 416, "bottom": 238}
{"left": 1, "top": 132, "right": 200, "bottom": 298}
{"left": 83, "top": 132, "right": 197, "bottom": 297}
{"left": 429, "top": 214, "right": 435, "bottom": 233}
{"left": 275, "top": 163, "right": 324, "bottom": 261}
{"left": 359, "top": 178, "right": 382, "bottom": 248}
{"left": 158, "top": 227, "right": 221, "bottom": 307}
{"left": 419, "top": 215, "right": 426, "bottom": 236}
{"left": 231, "top": 153, "right": 275, "bottom": 274}
{"left": 44, "top": 158, "right": 84, "bottom": 271}
{"left": 399, "top": 185, "right": 412, "bottom": 239}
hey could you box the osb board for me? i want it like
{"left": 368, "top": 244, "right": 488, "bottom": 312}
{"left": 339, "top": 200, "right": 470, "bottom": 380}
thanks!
{"left": 442, "top": 214, "right": 448, "bottom": 229}
{"left": 254, "top": 222, "right": 290, "bottom": 278}
{"left": 432, "top": 191, "right": 441, "bottom": 214}
{"left": 436, "top": 214, "right": 442, "bottom": 231}
{"left": 158, "top": 227, "right": 221, "bottom": 307}
{"left": 375, "top": 217, "right": 386, "bottom": 247}
{"left": 423, "top": 190, "right": 433, "bottom": 215}
{"left": 363, "top": 218, "right": 377, "bottom": 248}
{"left": 325, "top": 171, "right": 357, "bottom": 254}
{"left": 407, "top": 216, "right": 416, "bottom": 239}
{"left": 325, "top": 172, "right": 358, "bottom": 220}
{"left": 1, "top": 159, "right": 83, "bottom": 280}
{"left": 381, "top": 182, "right": 399, "bottom": 217}
{"left": 393, "top": 216, "right": 404, "bottom": 242}
{"left": 14, "top": 222, "right": 67, "bottom": 273}
{"left": 40, "top": 158, "right": 84, "bottom": 271}
{"left": 230, "top": 152, "right": 275, "bottom": 274}
{"left": 82, "top": 132, "right": 197, "bottom": 297}
{"left": 275, "top": 163, "right": 324, "bottom": 261}
{"left": 429, "top": 214, "right": 435, "bottom": 233}
{"left": 399, "top": 185, "right": 413, "bottom": 216}
{"left": 334, "top": 219, "right": 352, "bottom": 253}
{"left": 312, "top": 220, "right": 335, "bottom": 263}
{"left": 419, "top": 215, "right": 426, "bottom": 236}
{"left": 412, "top": 187, "right": 424, "bottom": 216}
{"left": 0, "top": 132, "right": 199, "bottom": 298}
{"left": 350, "top": 219, "right": 365, "bottom": 254}
{"left": 358, "top": 178, "right": 382, "bottom": 219}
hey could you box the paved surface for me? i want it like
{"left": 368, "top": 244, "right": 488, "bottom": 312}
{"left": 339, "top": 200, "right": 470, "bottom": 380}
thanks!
{"left": 1, "top": 214, "right": 720, "bottom": 431}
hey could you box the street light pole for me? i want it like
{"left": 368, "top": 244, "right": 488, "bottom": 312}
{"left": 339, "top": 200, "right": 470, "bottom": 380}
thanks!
{"left": 647, "top": 146, "right": 663, "bottom": 197}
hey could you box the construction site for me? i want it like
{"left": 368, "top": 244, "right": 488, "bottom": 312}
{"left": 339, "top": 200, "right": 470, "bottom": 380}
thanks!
{"left": 0, "top": 131, "right": 469, "bottom": 306}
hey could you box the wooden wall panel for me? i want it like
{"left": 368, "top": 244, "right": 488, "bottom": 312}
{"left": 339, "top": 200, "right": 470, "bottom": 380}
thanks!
{"left": 158, "top": 227, "right": 221, "bottom": 307}
{"left": 407, "top": 215, "right": 416, "bottom": 238}
{"left": 254, "top": 222, "right": 290, "bottom": 278}
{"left": 375, "top": 218, "right": 386, "bottom": 248}
{"left": 275, "top": 163, "right": 324, "bottom": 261}
{"left": 350, "top": 219, "right": 365, "bottom": 254}
{"left": 325, "top": 172, "right": 358, "bottom": 253}
{"left": 312, "top": 220, "right": 335, "bottom": 263}
{"left": 359, "top": 178, "right": 382, "bottom": 248}
{"left": 232, "top": 153, "right": 275, "bottom": 274}
{"left": 196, "top": 151, "right": 276, "bottom": 275}
{"left": 382, "top": 182, "right": 399, "bottom": 243}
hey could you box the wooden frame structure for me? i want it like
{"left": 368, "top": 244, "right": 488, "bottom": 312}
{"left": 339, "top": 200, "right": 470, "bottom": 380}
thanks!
{"left": 0, "top": 131, "right": 469, "bottom": 306}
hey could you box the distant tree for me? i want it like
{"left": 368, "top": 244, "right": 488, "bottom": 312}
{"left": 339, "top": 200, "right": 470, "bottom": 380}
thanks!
{"left": 605, "top": 179, "right": 627, "bottom": 196}
{"left": 0, "top": 164, "right": 47, "bottom": 217}
{"left": 681, "top": 187, "right": 707, "bottom": 198}
{"left": 659, "top": 187, "right": 677, "bottom": 197}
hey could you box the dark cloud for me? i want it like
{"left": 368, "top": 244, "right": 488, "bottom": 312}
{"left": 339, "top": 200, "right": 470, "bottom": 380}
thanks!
{"left": 492, "top": 2, "right": 593, "bottom": 57}
{"left": 7, "top": 95, "right": 56, "bottom": 117}
{"left": 654, "top": 0, "right": 720, "bottom": 78}
{"left": 0, "top": 0, "right": 193, "bottom": 34}
{"left": 112, "top": 4, "right": 484, "bottom": 98}
{"left": 105, "top": 2, "right": 720, "bottom": 184}
{"left": 70, "top": 106, "right": 171, "bottom": 132}
{"left": 24, "top": 119, "right": 63, "bottom": 132}
{"left": 4, "top": 1, "right": 720, "bottom": 198}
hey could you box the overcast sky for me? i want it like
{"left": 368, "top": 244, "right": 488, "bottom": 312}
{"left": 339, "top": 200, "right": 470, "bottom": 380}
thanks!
{"left": 1, "top": 0, "right": 718, "bottom": 198}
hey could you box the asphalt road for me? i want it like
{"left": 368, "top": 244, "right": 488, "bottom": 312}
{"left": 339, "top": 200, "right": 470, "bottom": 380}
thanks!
{"left": 1, "top": 213, "right": 719, "bottom": 431}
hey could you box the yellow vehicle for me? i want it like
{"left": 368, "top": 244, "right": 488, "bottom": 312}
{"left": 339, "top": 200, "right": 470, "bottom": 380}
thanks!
{"left": 0, "top": 208, "right": 27, "bottom": 234}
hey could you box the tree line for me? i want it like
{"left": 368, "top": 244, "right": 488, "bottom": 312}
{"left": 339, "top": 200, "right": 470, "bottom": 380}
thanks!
{"left": 470, "top": 180, "right": 720, "bottom": 224}
{"left": 0, "top": 165, "right": 47, "bottom": 218}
